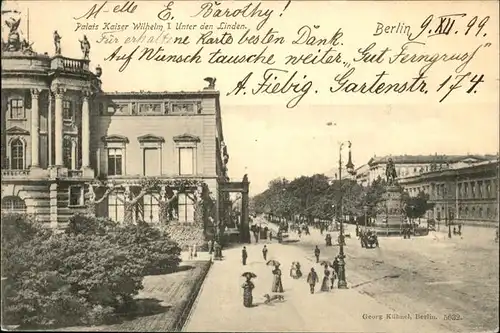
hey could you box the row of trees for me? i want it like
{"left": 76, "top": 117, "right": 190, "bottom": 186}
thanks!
{"left": 1, "top": 213, "right": 182, "bottom": 329}
{"left": 250, "top": 174, "right": 434, "bottom": 223}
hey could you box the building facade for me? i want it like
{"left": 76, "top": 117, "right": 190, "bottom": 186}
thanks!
{"left": 398, "top": 160, "right": 499, "bottom": 227}
{"left": 1, "top": 23, "right": 243, "bottom": 243}
{"left": 357, "top": 154, "right": 497, "bottom": 186}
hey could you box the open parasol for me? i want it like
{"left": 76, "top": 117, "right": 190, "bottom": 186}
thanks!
{"left": 241, "top": 272, "right": 257, "bottom": 279}
{"left": 320, "top": 261, "right": 333, "bottom": 268}
{"left": 266, "top": 259, "right": 281, "bottom": 267}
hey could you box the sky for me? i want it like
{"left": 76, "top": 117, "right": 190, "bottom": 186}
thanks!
{"left": 3, "top": 0, "right": 498, "bottom": 195}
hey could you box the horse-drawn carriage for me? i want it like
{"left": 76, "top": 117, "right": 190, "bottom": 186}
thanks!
{"left": 360, "top": 230, "right": 379, "bottom": 248}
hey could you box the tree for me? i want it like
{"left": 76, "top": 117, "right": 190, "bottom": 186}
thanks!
{"left": 402, "top": 191, "right": 435, "bottom": 220}
{"left": 360, "top": 176, "right": 388, "bottom": 218}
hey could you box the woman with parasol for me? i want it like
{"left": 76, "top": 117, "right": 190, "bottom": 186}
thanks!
{"left": 241, "top": 272, "right": 256, "bottom": 307}
{"left": 267, "top": 260, "right": 284, "bottom": 293}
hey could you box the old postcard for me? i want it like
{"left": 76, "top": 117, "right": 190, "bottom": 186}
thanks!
{"left": 1, "top": 0, "right": 498, "bottom": 332}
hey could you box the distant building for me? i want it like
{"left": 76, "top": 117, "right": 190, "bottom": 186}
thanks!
{"left": 354, "top": 164, "right": 370, "bottom": 187}
{"left": 360, "top": 154, "right": 497, "bottom": 186}
{"left": 398, "top": 159, "right": 499, "bottom": 227}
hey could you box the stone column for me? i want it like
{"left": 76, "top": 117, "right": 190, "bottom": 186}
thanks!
{"left": 81, "top": 90, "right": 91, "bottom": 168}
{"left": 53, "top": 87, "right": 66, "bottom": 166}
{"left": 30, "top": 89, "right": 41, "bottom": 168}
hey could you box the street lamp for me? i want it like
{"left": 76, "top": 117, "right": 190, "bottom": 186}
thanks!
{"left": 363, "top": 205, "right": 368, "bottom": 227}
{"left": 336, "top": 140, "right": 355, "bottom": 289}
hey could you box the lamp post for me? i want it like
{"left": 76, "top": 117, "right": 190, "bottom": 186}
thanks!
{"left": 363, "top": 205, "right": 368, "bottom": 227}
{"left": 336, "top": 140, "right": 355, "bottom": 289}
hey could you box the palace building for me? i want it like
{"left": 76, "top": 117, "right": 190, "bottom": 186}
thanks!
{"left": 355, "top": 154, "right": 498, "bottom": 187}
{"left": 398, "top": 159, "right": 499, "bottom": 227}
{"left": 1, "top": 19, "right": 250, "bottom": 245}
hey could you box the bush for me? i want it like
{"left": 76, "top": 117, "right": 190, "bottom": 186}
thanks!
{"left": 2, "top": 214, "right": 183, "bottom": 328}
{"left": 1, "top": 213, "right": 51, "bottom": 278}
{"left": 108, "top": 221, "right": 182, "bottom": 275}
{"left": 66, "top": 213, "right": 117, "bottom": 236}
{"left": 2, "top": 231, "right": 145, "bottom": 327}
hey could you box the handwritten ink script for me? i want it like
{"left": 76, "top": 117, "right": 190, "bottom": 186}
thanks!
{"left": 73, "top": 1, "right": 496, "bottom": 108}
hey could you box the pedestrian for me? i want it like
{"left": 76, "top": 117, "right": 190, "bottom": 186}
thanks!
{"left": 242, "top": 246, "right": 248, "bottom": 265}
{"left": 271, "top": 264, "right": 284, "bottom": 293}
{"left": 262, "top": 245, "right": 268, "bottom": 261}
{"left": 307, "top": 268, "right": 319, "bottom": 294}
{"left": 314, "top": 245, "right": 320, "bottom": 263}
{"left": 193, "top": 244, "right": 197, "bottom": 257}
{"left": 214, "top": 241, "right": 221, "bottom": 260}
{"left": 188, "top": 245, "right": 193, "bottom": 260}
{"left": 458, "top": 224, "right": 462, "bottom": 235}
{"left": 356, "top": 224, "right": 359, "bottom": 237}
{"left": 208, "top": 239, "right": 213, "bottom": 255}
{"left": 332, "top": 257, "right": 339, "bottom": 277}
{"left": 269, "top": 231, "right": 273, "bottom": 240}
{"left": 330, "top": 267, "right": 336, "bottom": 289}
{"left": 321, "top": 268, "right": 331, "bottom": 292}
{"left": 241, "top": 275, "right": 255, "bottom": 307}
{"left": 295, "top": 262, "right": 302, "bottom": 278}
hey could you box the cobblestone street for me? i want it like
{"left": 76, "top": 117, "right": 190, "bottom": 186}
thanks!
{"left": 184, "top": 237, "right": 460, "bottom": 332}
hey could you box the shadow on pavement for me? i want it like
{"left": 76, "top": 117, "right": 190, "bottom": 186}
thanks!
{"left": 115, "top": 298, "right": 172, "bottom": 322}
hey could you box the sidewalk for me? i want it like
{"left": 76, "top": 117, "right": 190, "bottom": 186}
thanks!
{"left": 183, "top": 242, "right": 451, "bottom": 333}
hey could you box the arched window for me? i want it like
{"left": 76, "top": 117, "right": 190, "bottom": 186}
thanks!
{"left": 10, "top": 139, "right": 24, "bottom": 169}
{"left": 1, "top": 196, "right": 27, "bottom": 213}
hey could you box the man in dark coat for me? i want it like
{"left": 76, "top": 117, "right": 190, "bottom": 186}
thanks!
{"left": 307, "top": 268, "right": 319, "bottom": 294}
{"left": 314, "top": 246, "right": 320, "bottom": 263}
{"left": 262, "top": 245, "right": 268, "bottom": 261}
{"left": 242, "top": 246, "right": 248, "bottom": 265}
{"left": 332, "top": 257, "right": 339, "bottom": 276}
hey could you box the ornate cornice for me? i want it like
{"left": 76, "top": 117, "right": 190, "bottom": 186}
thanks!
{"left": 173, "top": 133, "right": 201, "bottom": 143}
{"left": 5, "top": 126, "right": 30, "bottom": 135}
{"left": 82, "top": 89, "right": 92, "bottom": 100}
{"left": 101, "top": 134, "right": 129, "bottom": 143}
{"left": 51, "top": 85, "right": 67, "bottom": 98}
{"left": 30, "top": 88, "right": 42, "bottom": 99}
{"left": 138, "top": 134, "right": 165, "bottom": 143}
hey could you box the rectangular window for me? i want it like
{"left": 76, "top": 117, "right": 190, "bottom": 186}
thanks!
{"left": 107, "top": 148, "right": 123, "bottom": 176}
{"left": 179, "top": 147, "right": 194, "bottom": 175}
{"left": 63, "top": 140, "right": 73, "bottom": 169}
{"left": 108, "top": 192, "right": 125, "bottom": 223}
{"left": 10, "top": 98, "right": 25, "bottom": 119}
{"left": 178, "top": 193, "right": 194, "bottom": 223}
{"left": 143, "top": 148, "right": 160, "bottom": 176}
{"left": 69, "top": 186, "right": 84, "bottom": 206}
{"left": 142, "top": 194, "right": 160, "bottom": 223}
{"left": 63, "top": 100, "right": 73, "bottom": 121}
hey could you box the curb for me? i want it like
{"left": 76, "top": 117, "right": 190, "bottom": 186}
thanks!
{"left": 177, "top": 260, "right": 213, "bottom": 332}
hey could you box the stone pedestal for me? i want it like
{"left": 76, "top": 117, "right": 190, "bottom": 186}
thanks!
{"left": 379, "top": 185, "right": 404, "bottom": 236}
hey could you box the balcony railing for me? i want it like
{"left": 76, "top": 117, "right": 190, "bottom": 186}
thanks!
{"left": 1, "top": 169, "right": 30, "bottom": 177}
{"left": 51, "top": 56, "right": 90, "bottom": 73}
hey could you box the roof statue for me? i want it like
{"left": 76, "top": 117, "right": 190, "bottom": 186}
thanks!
{"left": 385, "top": 158, "right": 398, "bottom": 185}
{"left": 3, "top": 16, "right": 21, "bottom": 51}
{"left": 204, "top": 77, "right": 216, "bottom": 89}
{"left": 53, "top": 30, "right": 62, "bottom": 55}
{"left": 79, "top": 35, "right": 90, "bottom": 59}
